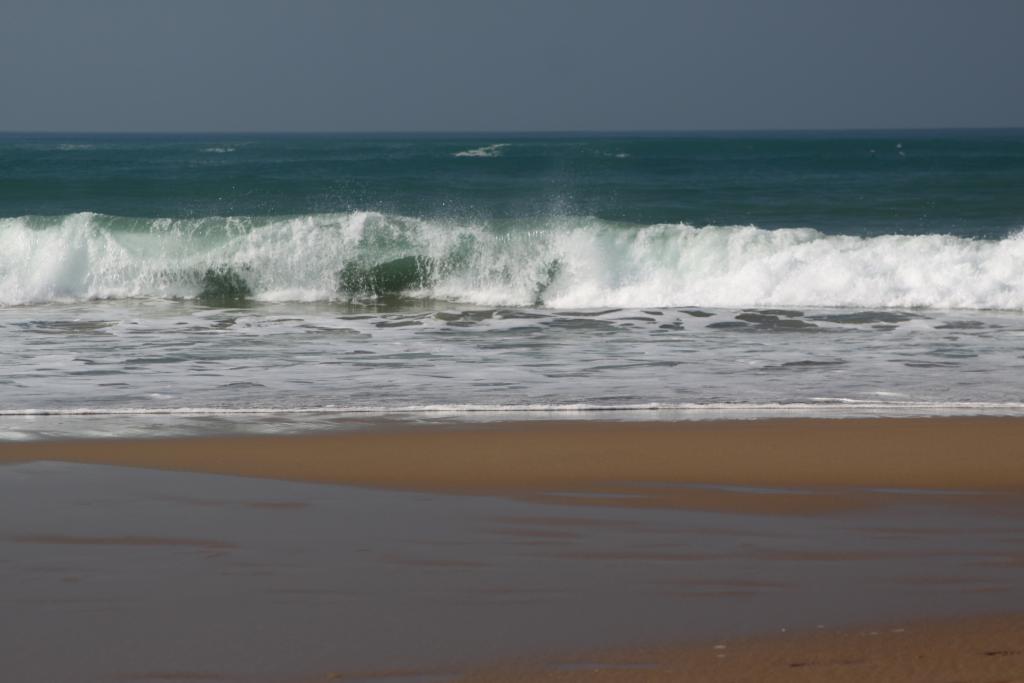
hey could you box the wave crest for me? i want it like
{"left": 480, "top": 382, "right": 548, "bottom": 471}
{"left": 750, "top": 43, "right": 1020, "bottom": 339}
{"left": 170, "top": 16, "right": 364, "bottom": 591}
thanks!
{"left": 1, "top": 212, "right": 1023, "bottom": 310}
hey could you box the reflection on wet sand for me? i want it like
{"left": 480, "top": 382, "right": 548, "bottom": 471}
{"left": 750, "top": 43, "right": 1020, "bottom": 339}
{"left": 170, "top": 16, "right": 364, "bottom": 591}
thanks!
{"left": 1, "top": 456, "right": 1022, "bottom": 681}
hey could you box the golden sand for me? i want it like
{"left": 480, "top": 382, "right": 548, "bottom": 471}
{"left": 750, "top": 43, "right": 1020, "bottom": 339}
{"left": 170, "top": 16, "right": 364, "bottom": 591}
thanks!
{"left": 3, "top": 418, "right": 1023, "bottom": 514}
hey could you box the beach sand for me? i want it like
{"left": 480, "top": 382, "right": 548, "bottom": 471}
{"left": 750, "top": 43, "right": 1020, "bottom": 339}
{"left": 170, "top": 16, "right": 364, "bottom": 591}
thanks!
{"left": 2, "top": 418, "right": 1023, "bottom": 681}
{"left": 4, "top": 417, "right": 1024, "bottom": 513}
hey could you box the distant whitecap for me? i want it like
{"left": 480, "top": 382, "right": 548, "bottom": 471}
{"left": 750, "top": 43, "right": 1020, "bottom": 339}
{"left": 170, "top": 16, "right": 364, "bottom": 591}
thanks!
{"left": 453, "top": 143, "right": 508, "bottom": 158}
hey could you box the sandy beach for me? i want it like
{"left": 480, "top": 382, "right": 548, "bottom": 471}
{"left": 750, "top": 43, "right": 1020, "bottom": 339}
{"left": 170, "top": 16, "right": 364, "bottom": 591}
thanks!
{"left": 2, "top": 418, "right": 1023, "bottom": 681}
{"left": 4, "top": 417, "right": 1024, "bottom": 513}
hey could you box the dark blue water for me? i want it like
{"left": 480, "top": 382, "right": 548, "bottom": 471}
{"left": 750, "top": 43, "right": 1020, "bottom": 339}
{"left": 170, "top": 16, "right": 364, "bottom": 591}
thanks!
{"left": 3, "top": 130, "right": 1023, "bottom": 237}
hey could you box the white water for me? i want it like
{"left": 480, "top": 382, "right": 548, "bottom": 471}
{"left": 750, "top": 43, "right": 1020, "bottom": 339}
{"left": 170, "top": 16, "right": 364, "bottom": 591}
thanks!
{"left": 1, "top": 297, "right": 1023, "bottom": 440}
{"left": 2, "top": 211, "right": 1024, "bottom": 310}
{"left": 453, "top": 143, "right": 509, "bottom": 157}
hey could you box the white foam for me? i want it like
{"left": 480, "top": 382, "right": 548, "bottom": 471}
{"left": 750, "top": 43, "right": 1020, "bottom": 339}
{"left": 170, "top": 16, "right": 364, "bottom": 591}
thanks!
{"left": 3, "top": 212, "right": 1024, "bottom": 310}
{"left": 2, "top": 401, "right": 1024, "bottom": 417}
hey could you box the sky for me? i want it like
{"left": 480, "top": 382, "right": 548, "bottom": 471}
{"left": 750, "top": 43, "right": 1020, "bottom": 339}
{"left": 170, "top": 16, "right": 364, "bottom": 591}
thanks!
{"left": 2, "top": 0, "right": 1022, "bottom": 132}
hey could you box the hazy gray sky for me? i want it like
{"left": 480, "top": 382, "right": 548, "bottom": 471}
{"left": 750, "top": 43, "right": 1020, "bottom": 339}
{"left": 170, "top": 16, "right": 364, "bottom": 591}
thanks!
{"left": 2, "top": 0, "right": 1022, "bottom": 132}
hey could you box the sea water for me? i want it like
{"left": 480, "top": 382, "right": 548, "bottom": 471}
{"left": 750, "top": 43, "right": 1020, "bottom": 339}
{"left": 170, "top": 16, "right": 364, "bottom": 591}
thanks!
{"left": 1, "top": 131, "right": 1023, "bottom": 439}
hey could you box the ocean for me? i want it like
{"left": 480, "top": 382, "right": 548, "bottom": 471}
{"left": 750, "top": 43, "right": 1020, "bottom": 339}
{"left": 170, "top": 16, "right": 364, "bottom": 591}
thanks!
{"left": 2, "top": 130, "right": 1023, "bottom": 439}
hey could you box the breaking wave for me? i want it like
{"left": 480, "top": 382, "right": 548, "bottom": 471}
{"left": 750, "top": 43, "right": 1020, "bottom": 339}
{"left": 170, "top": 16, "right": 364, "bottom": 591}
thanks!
{"left": 2, "top": 211, "right": 1024, "bottom": 310}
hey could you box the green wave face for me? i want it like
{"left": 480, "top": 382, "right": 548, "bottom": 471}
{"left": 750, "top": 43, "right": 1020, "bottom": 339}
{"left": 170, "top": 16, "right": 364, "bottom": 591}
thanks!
{"left": 338, "top": 256, "right": 432, "bottom": 300}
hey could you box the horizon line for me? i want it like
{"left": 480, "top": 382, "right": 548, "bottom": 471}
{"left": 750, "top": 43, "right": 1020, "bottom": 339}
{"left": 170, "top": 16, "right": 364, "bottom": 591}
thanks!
{"left": 2, "top": 125, "right": 1023, "bottom": 136}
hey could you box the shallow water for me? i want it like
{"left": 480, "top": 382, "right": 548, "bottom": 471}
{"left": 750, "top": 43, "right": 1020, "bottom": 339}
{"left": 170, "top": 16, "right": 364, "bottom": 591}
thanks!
{"left": 2, "top": 301, "right": 1024, "bottom": 439}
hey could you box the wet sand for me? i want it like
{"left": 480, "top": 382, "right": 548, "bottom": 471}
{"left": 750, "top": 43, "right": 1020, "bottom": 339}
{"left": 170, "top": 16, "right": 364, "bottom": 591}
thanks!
{"left": 2, "top": 419, "right": 1024, "bottom": 681}
{"left": 3, "top": 418, "right": 1024, "bottom": 515}
{"left": 455, "top": 613, "right": 1024, "bottom": 683}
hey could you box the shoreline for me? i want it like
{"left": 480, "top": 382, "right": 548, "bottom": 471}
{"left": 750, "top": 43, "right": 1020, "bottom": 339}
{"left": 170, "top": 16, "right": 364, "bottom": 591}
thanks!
{"left": 3, "top": 417, "right": 1023, "bottom": 514}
